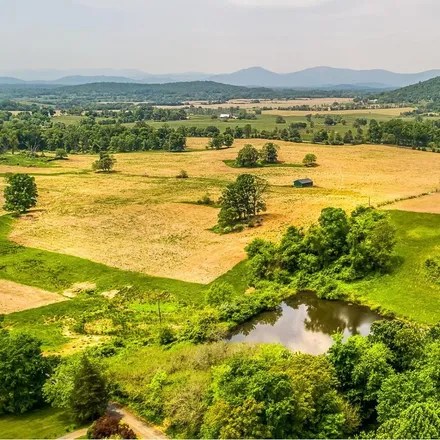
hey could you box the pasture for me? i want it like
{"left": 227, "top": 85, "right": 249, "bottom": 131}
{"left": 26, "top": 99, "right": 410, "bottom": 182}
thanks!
{"left": 3, "top": 138, "right": 440, "bottom": 284}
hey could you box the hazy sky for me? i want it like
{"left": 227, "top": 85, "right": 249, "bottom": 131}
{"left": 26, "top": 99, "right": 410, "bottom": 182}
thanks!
{"left": 1, "top": 0, "right": 439, "bottom": 75}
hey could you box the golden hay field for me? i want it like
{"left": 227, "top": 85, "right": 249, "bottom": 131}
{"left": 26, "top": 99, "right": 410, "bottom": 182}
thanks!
{"left": 157, "top": 97, "right": 354, "bottom": 110}
{"left": 3, "top": 138, "right": 440, "bottom": 283}
{"left": 383, "top": 193, "right": 440, "bottom": 214}
{"left": 0, "top": 280, "right": 66, "bottom": 314}
{"left": 263, "top": 107, "right": 415, "bottom": 117}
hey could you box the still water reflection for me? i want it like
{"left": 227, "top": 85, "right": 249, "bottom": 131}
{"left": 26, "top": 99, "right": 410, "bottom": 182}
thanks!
{"left": 227, "top": 291, "right": 384, "bottom": 355}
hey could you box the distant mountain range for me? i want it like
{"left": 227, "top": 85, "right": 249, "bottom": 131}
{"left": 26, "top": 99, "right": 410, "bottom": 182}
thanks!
{"left": 1, "top": 66, "right": 440, "bottom": 89}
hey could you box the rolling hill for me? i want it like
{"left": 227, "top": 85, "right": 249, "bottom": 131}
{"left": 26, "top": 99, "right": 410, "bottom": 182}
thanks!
{"left": 379, "top": 76, "right": 440, "bottom": 103}
{"left": 1, "top": 66, "right": 440, "bottom": 88}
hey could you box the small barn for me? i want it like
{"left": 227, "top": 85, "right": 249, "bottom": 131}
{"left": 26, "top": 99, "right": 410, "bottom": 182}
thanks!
{"left": 294, "top": 178, "right": 313, "bottom": 188}
{"left": 220, "top": 114, "right": 232, "bottom": 119}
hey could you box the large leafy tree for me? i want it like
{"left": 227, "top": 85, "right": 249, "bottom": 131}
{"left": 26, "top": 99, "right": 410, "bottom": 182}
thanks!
{"left": 260, "top": 143, "right": 279, "bottom": 164}
{"left": 201, "top": 347, "right": 357, "bottom": 439}
{"left": 0, "top": 332, "right": 52, "bottom": 414}
{"left": 218, "top": 174, "right": 267, "bottom": 226}
{"left": 235, "top": 145, "right": 260, "bottom": 167}
{"left": 3, "top": 173, "right": 38, "bottom": 214}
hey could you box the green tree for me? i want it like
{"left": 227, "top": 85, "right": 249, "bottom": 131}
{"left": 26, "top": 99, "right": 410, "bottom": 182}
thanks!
{"left": 235, "top": 145, "right": 260, "bottom": 168}
{"left": 208, "top": 134, "right": 225, "bottom": 150}
{"left": 303, "top": 153, "right": 317, "bottom": 167}
{"left": 168, "top": 132, "right": 186, "bottom": 152}
{"left": 223, "top": 134, "right": 234, "bottom": 148}
{"left": 218, "top": 174, "right": 267, "bottom": 225}
{"left": 44, "top": 355, "right": 109, "bottom": 423}
{"left": 376, "top": 403, "right": 440, "bottom": 439}
{"left": 0, "top": 332, "right": 52, "bottom": 414}
{"left": 92, "top": 152, "right": 116, "bottom": 172}
{"left": 70, "top": 355, "right": 109, "bottom": 423}
{"left": 260, "top": 143, "right": 279, "bottom": 164}
{"left": 275, "top": 116, "right": 286, "bottom": 124}
{"left": 3, "top": 173, "right": 38, "bottom": 214}
{"left": 205, "top": 282, "right": 234, "bottom": 306}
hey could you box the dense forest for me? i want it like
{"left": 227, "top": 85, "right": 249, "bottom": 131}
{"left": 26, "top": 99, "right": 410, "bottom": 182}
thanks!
{"left": 0, "top": 81, "right": 371, "bottom": 106}
{"left": 379, "top": 76, "right": 440, "bottom": 111}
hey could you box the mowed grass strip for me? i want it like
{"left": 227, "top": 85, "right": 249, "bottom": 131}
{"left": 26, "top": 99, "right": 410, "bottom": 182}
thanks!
{"left": 347, "top": 210, "right": 440, "bottom": 324}
{"left": 0, "top": 406, "right": 80, "bottom": 439}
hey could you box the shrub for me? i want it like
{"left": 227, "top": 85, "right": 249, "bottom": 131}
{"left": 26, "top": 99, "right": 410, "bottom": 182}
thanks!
{"left": 425, "top": 256, "right": 440, "bottom": 282}
{"left": 54, "top": 149, "right": 68, "bottom": 159}
{"left": 205, "top": 282, "right": 235, "bottom": 306}
{"left": 176, "top": 170, "right": 189, "bottom": 179}
{"left": 87, "top": 415, "right": 136, "bottom": 439}
{"left": 93, "top": 153, "right": 116, "bottom": 172}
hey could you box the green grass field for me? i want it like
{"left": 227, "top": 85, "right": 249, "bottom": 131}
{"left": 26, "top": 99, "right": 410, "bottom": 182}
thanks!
{"left": 347, "top": 210, "right": 440, "bottom": 324}
{"left": 0, "top": 407, "right": 80, "bottom": 439}
{"left": 51, "top": 111, "right": 412, "bottom": 142}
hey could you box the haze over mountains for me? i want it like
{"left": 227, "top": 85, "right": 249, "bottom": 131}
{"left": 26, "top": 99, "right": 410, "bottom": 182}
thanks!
{"left": 1, "top": 66, "right": 440, "bottom": 89}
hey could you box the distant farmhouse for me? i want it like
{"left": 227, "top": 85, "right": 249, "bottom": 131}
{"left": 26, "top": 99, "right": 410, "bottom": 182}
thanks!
{"left": 220, "top": 113, "right": 234, "bottom": 119}
{"left": 294, "top": 178, "right": 314, "bottom": 188}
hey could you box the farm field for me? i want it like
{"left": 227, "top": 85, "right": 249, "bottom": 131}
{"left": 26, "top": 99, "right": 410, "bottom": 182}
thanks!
{"left": 0, "top": 280, "right": 67, "bottom": 314}
{"left": 3, "top": 138, "right": 440, "bottom": 284}
{"left": 51, "top": 109, "right": 419, "bottom": 143}
{"left": 382, "top": 192, "right": 440, "bottom": 214}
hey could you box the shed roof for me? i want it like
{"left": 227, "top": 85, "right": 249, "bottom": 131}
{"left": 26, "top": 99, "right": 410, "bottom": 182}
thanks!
{"left": 295, "top": 178, "right": 313, "bottom": 184}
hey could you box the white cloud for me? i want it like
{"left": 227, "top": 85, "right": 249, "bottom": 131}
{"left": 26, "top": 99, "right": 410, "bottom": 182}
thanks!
{"left": 227, "top": 0, "right": 332, "bottom": 7}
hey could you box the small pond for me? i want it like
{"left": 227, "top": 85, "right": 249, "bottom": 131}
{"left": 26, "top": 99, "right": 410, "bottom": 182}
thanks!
{"left": 227, "top": 291, "right": 385, "bottom": 355}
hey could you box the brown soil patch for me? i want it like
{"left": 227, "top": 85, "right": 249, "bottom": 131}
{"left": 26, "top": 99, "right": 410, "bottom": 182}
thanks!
{"left": 6, "top": 140, "right": 440, "bottom": 283}
{"left": 0, "top": 280, "right": 67, "bottom": 314}
{"left": 382, "top": 193, "right": 440, "bottom": 214}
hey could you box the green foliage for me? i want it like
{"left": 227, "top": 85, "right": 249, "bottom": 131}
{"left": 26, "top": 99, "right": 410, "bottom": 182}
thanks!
{"left": 246, "top": 206, "right": 396, "bottom": 291}
{"left": 0, "top": 332, "right": 53, "bottom": 415}
{"left": 3, "top": 173, "right": 38, "bottom": 214}
{"left": 259, "top": 142, "right": 279, "bottom": 164}
{"left": 235, "top": 144, "right": 260, "bottom": 167}
{"left": 201, "top": 348, "right": 357, "bottom": 439}
{"left": 69, "top": 355, "right": 109, "bottom": 423}
{"left": 218, "top": 174, "right": 267, "bottom": 228}
{"left": 303, "top": 153, "right": 317, "bottom": 167}
{"left": 376, "top": 402, "right": 440, "bottom": 439}
{"left": 425, "top": 256, "right": 440, "bottom": 283}
{"left": 54, "top": 149, "right": 68, "bottom": 159}
{"left": 205, "top": 282, "right": 235, "bottom": 306}
{"left": 45, "top": 355, "right": 108, "bottom": 423}
{"left": 92, "top": 152, "right": 116, "bottom": 172}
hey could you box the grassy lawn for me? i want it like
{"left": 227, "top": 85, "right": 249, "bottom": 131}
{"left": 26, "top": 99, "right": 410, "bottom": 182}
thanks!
{"left": 0, "top": 407, "right": 81, "bottom": 439}
{"left": 347, "top": 210, "right": 440, "bottom": 324}
{"left": 0, "top": 153, "right": 59, "bottom": 168}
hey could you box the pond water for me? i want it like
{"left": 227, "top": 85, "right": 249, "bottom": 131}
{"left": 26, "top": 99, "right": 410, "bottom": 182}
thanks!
{"left": 227, "top": 291, "right": 385, "bottom": 355}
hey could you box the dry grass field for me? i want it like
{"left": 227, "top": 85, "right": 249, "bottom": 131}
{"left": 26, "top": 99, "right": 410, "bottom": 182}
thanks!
{"left": 0, "top": 280, "right": 67, "bottom": 314}
{"left": 157, "top": 97, "right": 354, "bottom": 109}
{"left": 383, "top": 193, "right": 440, "bottom": 214}
{"left": 3, "top": 139, "right": 440, "bottom": 283}
{"left": 263, "top": 107, "right": 415, "bottom": 117}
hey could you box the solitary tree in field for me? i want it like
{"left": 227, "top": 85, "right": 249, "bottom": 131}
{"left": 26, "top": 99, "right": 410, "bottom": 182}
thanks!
{"left": 260, "top": 143, "right": 279, "bottom": 164}
{"left": 276, "top": 116, "right": 286, "bottom": 124}
{"left": 92, "top": 152, "right": 116, "bottom": 173}
{"left": 303, "top": 153, "right": 317, "bottom": 167}
{"left": 235, "top": 145, "right": 260, "bottom": 168}
{"left": 218, "top": 174, "right": 267, "bottom": 226}
{"left": 3, "top": 173, "right": 38, "bottom": 214}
